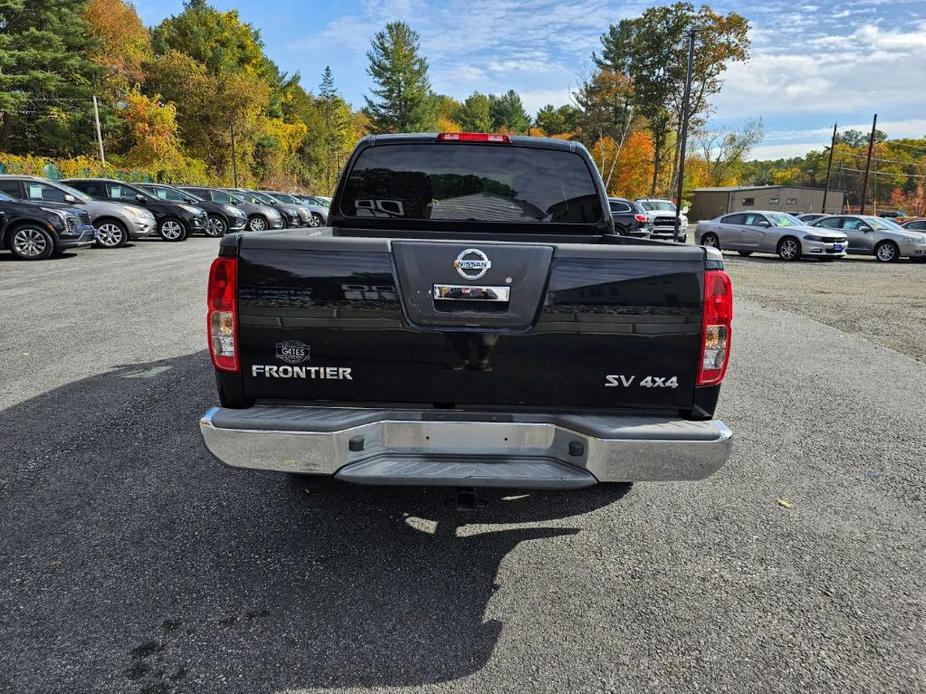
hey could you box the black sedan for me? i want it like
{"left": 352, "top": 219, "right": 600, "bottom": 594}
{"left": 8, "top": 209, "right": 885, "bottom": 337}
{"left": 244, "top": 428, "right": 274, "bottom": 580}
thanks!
{"left": 62, "top": 178, "right": 208, "bottom": 242}
{"left": 608, "top": 198, "right": 652, "bottom": 237}
{"left": 0, "top": 191, "right": 96, "bottom": 260}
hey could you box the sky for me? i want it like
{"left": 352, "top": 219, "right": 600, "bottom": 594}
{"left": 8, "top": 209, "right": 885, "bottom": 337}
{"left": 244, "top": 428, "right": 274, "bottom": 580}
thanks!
{"left": 137, "top": 0, "right": 926, "bottom": 160}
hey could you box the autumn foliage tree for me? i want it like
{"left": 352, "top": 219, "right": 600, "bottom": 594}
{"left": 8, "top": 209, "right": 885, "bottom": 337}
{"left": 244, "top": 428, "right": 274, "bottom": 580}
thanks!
{"left": 83, "top": 0, "right": 152, "bottom": 90}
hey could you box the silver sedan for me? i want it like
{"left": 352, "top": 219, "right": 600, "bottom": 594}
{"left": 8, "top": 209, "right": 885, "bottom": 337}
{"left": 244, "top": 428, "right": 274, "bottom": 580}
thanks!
{"left": 812, "top": 214, "right": 926, "bottom": 263}
{"left": 697, "top": 211, "right": 848, "bottom": 261}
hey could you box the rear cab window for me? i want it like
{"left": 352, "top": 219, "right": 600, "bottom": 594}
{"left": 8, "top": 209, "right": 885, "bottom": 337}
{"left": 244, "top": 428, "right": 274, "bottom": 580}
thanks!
{"left": 338, "top": 142, "right": 606, "bottom": 232}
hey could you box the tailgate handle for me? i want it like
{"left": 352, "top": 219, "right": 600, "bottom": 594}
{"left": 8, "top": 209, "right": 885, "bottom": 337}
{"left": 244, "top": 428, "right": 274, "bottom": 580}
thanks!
{"left": 433, "top": 284, "right": 510, "bottom": 302}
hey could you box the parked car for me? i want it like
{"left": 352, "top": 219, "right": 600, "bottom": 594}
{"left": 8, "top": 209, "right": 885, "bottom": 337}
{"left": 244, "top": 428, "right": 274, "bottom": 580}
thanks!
{"left": 811, "top": 214, "right": 926, "bottom": 262}
{"left": 798, "top": 213, "right": 826, "bottom": 225}
{"left": 636, "top": 198, "right": 688, "bottom": 241}
{"left": 62, "top": 178, "right": 207, "bottom": 242}
{"left": 698, "top": 211, "right": 847, "bottom": 261}
{"left": 137, "top": 183, "right": 247, "bottom": 237}
{"left": 879, "top": 210, "right": 906, "bottom": 219}
{"left": 261, "top": 191, "right": 328, "bottom": 227}
{"left": 0, "top": 174, "right": 155, "bottom": 249}
{"left": 901, "top": 219, "right": 926, "bottom": 232}
{"left": 225, "top": 189, "right": 301, "bottom": 228}
{"left": 0, "top": 190, "right": 96, "bottom": 260}
{"left": 231, "top": 189, "right": 304, "bottom": 228}
{"left": 293, "top": 194, "right": 330, "bottom": 208}
{"left": 199, "top": 132, "right": 734, "bottom": 489}
{"left": 177, "top": 186, "right": 285, "bottom": 232}
{"left": 608, "top": 198, "right": 651, "bottom": 237}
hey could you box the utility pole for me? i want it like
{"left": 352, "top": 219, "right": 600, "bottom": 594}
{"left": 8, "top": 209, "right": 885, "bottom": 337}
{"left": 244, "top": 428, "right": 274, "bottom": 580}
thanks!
{"left": 92, "top": 95, "right": 105, "bottom": 166}
{"left": 860, "top": 113, "right": 877, "bottom": 215}
{"left": 674, "top": 30, "right": 695, "bottom": 243}
{"left": 822, "top": 122, "right": 836, "bottom": 214}
{"left": 230, "top": 121, "right": 239, "bottom": 188}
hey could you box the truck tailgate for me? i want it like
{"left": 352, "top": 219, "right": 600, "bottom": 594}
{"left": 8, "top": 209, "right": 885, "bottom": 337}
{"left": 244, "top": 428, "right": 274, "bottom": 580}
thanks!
{"left": 234, "top": 234, "right": 706, "bottom": 412}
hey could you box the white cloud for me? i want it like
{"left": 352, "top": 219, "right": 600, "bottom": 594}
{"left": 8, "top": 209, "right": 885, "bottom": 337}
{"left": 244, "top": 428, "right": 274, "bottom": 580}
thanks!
{"left": 749, "top": 119, "right": 926, "bottom": 159}
{"left": 713, "top": 21, "right": 926, "bottom": 117}
{"left": 518, "top": 88, "right": 578, "bottom": 114}
{"left": 748, "top": 142, "right": 830, "bottom": 160}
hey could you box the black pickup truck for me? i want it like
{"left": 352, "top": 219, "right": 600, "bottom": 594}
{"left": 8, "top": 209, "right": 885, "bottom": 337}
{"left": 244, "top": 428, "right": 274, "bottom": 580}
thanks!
{"left": 200, "top": 133, "right": 733, "bottom": 489}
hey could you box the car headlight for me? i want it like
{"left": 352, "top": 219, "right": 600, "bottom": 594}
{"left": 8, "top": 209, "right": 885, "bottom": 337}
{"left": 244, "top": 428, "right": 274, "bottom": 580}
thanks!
{"left": 124, "top": 205, "right": 149, "bottom": 220}
{"left": 179, "top": 204, "right": 200, "bottom": 214}
{"left": 40, "top": 207, "right": 69, "bottom": 225}
{"left": 804, "top": 234, "right": 831, "bottom": 242}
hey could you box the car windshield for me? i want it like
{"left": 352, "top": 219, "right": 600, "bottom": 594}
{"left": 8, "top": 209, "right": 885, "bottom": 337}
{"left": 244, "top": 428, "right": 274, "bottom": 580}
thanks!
{"left": 228, "top": 191, "right": 261, "bottom": 204}
{"left": 767, "top": 213, "right": 803, "bottom": 227}
{"left": 123, "top": 183, "right": 156, "bottom": 200}
{"left": 867, "top": 217, "right": 904, "bottom": 231}
{"left": 340, "top": 143, "right": 603, "bottom": 225}
{"left": 249, "top": 191, "right": 278, "bottom": 205}
{"left": 270, "top": 193, "right": 298, "bottom": 204}
{"left": 55, "top": 183, "right": 93, "bottom": 203}
{"left": 638, "top": 200, "right": 676, "bottom": 212}
{"left": 181, "top": 189, "right": 207, "bottom": 202}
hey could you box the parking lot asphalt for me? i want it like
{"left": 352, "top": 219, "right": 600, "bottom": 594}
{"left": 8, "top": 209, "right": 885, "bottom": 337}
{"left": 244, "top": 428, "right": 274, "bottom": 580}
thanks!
{"left": 1, "top": 239, "right": 924, "bottom": 694}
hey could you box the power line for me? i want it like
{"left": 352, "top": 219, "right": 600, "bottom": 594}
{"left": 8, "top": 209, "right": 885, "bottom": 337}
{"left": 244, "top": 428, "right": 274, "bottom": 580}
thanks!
{"left": 833, "top": 164, "right": 926, "bottom": 180}
{"left": 888, "top": 141, "right": 926, "bottom": 153}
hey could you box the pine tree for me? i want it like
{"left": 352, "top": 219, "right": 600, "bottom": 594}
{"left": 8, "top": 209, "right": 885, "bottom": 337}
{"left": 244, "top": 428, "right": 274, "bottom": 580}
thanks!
{"left": 488, "top": 90, "right": 531, "bottom": 134}
{"left": 0, "top": 0, "right": 103, "bottom": 155}
{"left": 363, "top": 22, "right": 434, "bottom": 133}
{"left": 316, "top": 66, "right": 351, "bottom": 190}
{"left": 319, "top": 65, "right": 336, "bottom": 100}
{"left": 458, "top": 93, "right": 493, "bottom": 133}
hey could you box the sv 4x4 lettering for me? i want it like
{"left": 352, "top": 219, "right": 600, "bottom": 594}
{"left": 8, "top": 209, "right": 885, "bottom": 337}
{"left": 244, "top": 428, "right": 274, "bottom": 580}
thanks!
{"left": 605, "top": 375, "right": 680, "bottom": 389}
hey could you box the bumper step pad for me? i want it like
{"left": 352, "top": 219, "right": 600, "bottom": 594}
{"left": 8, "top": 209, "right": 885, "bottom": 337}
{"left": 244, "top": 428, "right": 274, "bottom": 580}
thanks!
{"left": 334, "top": 455, "right": 597, "bottom": 489}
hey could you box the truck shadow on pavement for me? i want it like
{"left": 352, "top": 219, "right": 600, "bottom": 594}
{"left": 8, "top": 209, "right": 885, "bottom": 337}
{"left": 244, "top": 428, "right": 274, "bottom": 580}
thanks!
{"left": 0, "top": 352, "right": 630, "bottom": 693}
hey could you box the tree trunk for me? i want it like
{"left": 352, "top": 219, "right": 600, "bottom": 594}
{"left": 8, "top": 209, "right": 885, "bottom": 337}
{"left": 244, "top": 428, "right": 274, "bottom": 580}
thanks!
{"left": 0, "top": 112, "right": 11, "bottom": 151}
{"left": 650, "top": 129, "right": 663, "bottom": 196}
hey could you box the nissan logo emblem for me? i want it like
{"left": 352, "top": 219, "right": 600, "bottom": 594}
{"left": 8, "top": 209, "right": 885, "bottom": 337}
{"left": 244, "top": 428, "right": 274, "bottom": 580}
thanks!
{"left": 453, "top": 248, "right": 491, "bottom": 280}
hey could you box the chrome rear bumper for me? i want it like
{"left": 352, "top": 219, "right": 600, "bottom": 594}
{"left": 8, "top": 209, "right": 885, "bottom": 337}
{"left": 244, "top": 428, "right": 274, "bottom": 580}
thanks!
{"left": 200, "top": 406, "right": 732, "bottom": 489}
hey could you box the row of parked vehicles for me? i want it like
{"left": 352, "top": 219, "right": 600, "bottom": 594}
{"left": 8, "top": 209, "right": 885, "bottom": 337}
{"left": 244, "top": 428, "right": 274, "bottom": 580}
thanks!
{"left": 608, "top": 197, "right": 689, "bottom": 241}
{"left": 0, "top": 174, "right": 331, "bottom": 259}
{"left": 695, "top": 210, "right": 926, "bottom": 263}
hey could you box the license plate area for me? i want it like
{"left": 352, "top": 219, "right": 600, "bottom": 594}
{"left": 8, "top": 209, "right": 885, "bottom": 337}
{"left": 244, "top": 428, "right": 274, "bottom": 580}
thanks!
{"left": 383, "top": 421, "right": 556, "bottom": 454}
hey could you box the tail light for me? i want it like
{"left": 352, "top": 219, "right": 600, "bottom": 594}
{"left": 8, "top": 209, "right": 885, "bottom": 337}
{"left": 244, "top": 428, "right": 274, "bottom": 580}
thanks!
{"left": 634, "top": 213, "right": 648, "bottom": 223}
{"left": 437, "top": 132, "right": 511, "bottom": 143}
{"left": 207, "top": 257, "right": 239, "bottom": 373}
{"left": 697, "top": 270, "right": 733, "bottom": 386}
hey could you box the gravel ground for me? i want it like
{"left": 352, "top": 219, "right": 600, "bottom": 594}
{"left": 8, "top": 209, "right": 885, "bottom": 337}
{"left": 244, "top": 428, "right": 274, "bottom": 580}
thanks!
{"left": 722, "top": 252, "right": 926, "bottom": 363}
{"left": 1, "top": 238, "right": 924, "bottom": 694}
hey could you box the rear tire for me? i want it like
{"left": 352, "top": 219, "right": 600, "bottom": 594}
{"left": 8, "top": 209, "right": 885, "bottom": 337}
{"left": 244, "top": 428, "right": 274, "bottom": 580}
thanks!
{"left": 94, "top": 219, "right": 128, "bottom": 248}
{"left": 874, "top": 240, "right": 899, "bottom": 263}
{"left": 158, "top": 217, "right": 188, "bottom": 242}
{"left": 205, "top": 215, "right": 227, "bottom": 238}
{"left": 777, "top": 236, "right": 801, "bottom": 261}
{"left": 10, "top": 225, "right": 55, "bottom": 260}
{"left": 700, "top": 232, "right": 719, "bottom": 249}
{"left": 614, "top": 224, "right": 628, "bottom": 236}
{"left": 309, "top": 212, "right": 324, "bottom": 227}
{"left": 737, "top": 250, "right": 753, "bottom": 256}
